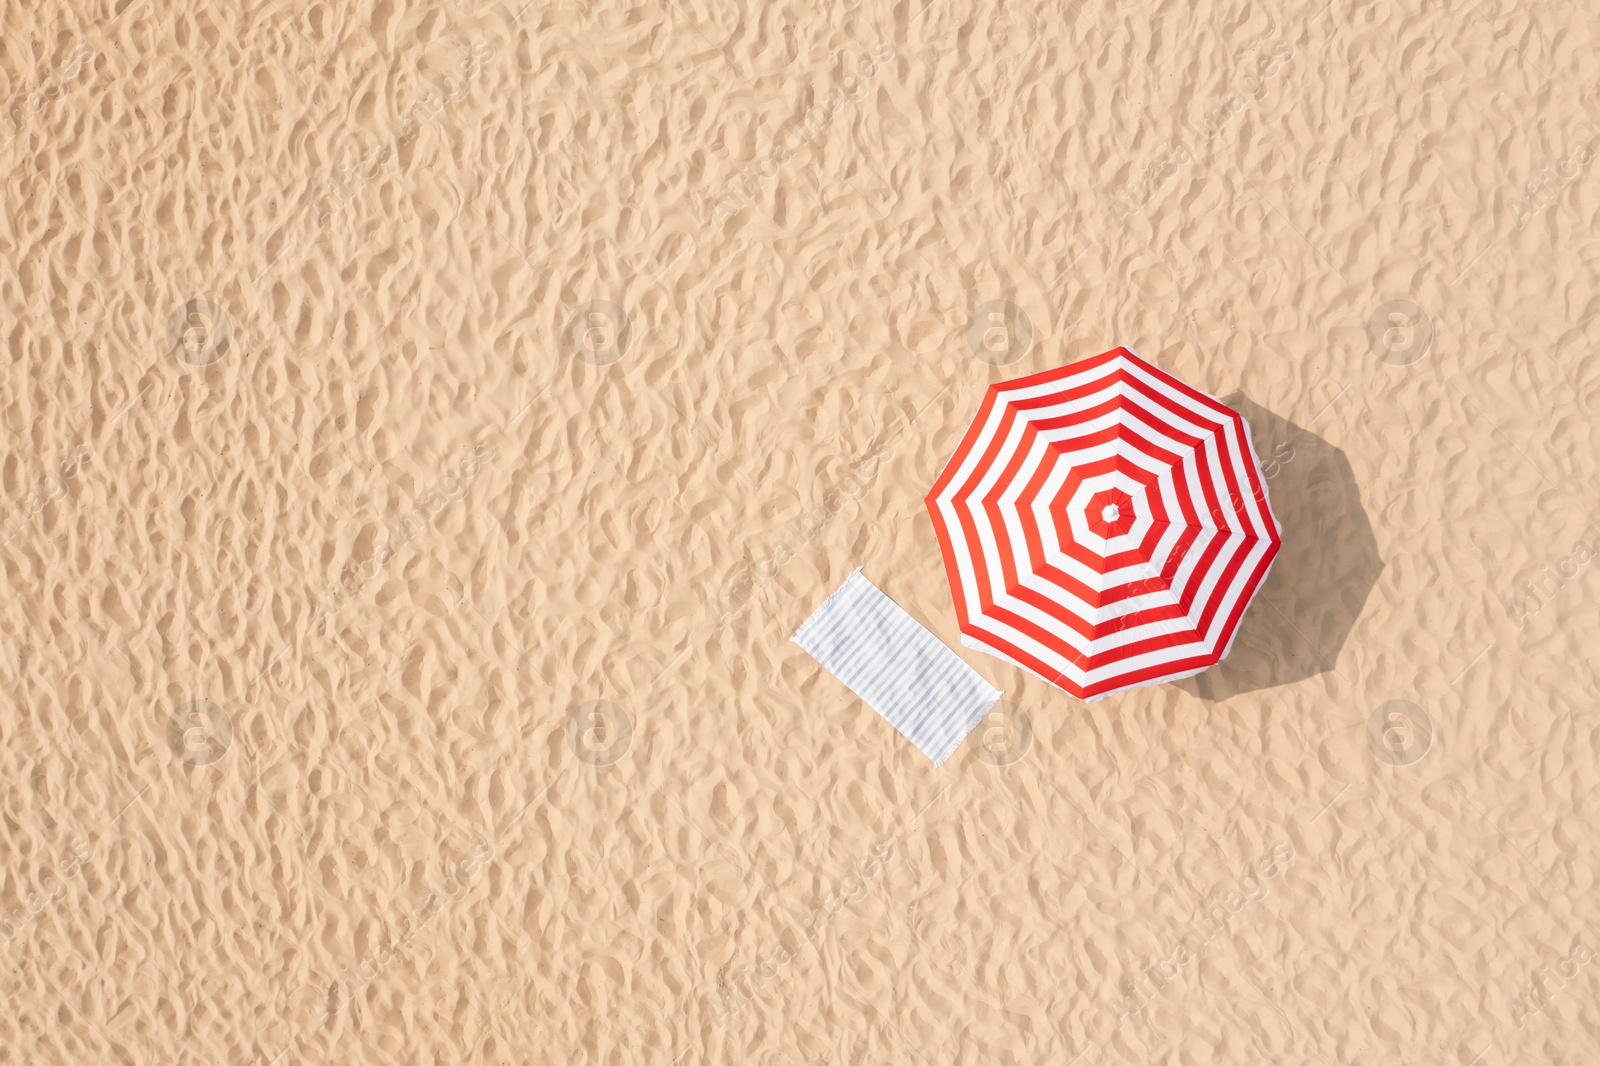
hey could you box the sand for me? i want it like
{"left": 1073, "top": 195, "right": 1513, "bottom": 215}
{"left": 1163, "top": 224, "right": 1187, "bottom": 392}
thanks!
{"left": 2, "top": 0, "right": 1599, "bottom": 1062}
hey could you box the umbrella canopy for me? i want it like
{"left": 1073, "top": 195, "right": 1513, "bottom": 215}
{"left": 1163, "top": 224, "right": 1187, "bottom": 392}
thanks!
{"left": 926, "top": 346, "right": 1282, "bottom": 701}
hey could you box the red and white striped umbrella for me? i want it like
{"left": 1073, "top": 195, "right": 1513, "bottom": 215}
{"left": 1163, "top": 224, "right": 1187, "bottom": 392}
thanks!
{"left": 926, "top": 346, "right": 1282, "bottom": 701}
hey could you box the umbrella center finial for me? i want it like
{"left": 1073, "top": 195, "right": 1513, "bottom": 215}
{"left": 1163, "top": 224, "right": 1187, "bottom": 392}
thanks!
{"left": 1101, "top": 503, "right": 1120, "bottom": 523}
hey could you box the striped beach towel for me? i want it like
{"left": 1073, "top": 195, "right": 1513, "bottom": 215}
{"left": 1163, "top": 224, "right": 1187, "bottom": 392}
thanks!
{"left": 793, "top": 569, "right": 1003, "bottom": 766}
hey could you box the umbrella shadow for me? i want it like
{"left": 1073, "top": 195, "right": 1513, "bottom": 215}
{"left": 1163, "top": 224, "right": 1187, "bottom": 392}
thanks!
{"left": 1178, "top": 394, "right": 1383, "bottom": 701}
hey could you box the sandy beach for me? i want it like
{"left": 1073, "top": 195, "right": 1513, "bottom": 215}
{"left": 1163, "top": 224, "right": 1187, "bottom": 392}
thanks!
{"left": 3, "top": 0, "right": 1599, "bottom": 1062}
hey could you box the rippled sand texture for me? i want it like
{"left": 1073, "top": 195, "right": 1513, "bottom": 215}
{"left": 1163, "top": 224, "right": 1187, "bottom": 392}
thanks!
{"left": 3, "top": 0, "right": 1600, "bottom": 1062}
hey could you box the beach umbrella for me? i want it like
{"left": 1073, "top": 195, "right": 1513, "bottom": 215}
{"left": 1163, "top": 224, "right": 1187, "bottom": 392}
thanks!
{"left": 925, "top": 346, "right": 1282, "bottom": 701}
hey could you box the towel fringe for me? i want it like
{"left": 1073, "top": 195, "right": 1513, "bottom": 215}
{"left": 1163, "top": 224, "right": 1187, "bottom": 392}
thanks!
{"left": 790, "top": 566, "right": 865, "bottom": 644}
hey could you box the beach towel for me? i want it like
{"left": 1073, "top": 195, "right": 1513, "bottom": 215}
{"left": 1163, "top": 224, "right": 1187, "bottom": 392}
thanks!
{"left": 793, "top": 569, "right": 1003, "bottom": 766}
